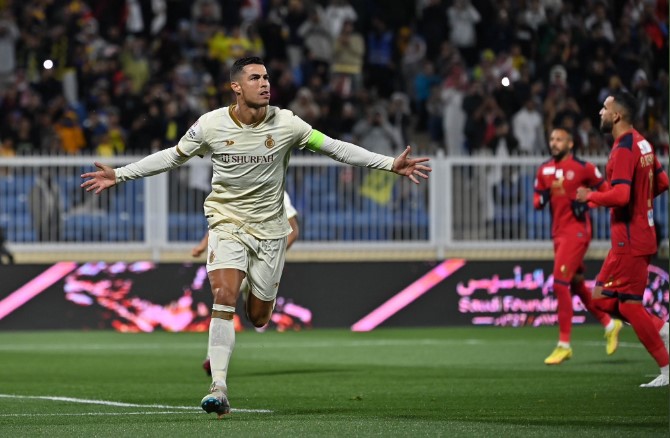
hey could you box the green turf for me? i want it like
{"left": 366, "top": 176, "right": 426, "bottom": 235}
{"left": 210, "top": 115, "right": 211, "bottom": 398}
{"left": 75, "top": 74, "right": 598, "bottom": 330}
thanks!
{"left": 0, "top": 326, "right": 667, "bottom": 437}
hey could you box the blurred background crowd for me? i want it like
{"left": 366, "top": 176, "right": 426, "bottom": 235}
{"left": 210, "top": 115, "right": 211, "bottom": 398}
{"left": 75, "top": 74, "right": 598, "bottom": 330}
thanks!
{"left": 0, "top": 0, "right": 667, "bottom": 159}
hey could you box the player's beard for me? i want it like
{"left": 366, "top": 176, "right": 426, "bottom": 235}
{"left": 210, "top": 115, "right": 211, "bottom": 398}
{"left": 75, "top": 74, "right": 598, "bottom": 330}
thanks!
{"left": 551, "top": 148, "right": 568, "bottom": 161}
{"left": 600, "top": 118, "right": 613, "bottom": 134}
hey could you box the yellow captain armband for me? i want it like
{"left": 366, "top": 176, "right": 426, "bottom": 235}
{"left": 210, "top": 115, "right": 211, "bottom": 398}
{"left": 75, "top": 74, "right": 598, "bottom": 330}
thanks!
{"left": 306, "top": 130, "right": 326, "bottom": 152}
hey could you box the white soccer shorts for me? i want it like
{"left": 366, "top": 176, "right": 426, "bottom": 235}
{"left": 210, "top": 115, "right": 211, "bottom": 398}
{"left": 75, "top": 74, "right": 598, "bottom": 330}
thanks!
{"left": 206, "top": 223, "right": 287, "bottom": 302}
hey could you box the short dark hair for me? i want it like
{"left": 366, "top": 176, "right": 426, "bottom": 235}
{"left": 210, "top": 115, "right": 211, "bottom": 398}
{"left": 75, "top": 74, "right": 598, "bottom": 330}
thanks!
{"left": 611, "top": 90, "right": 637, "bottom": 123}
{"left": 230, "top": 57, "right": 265, "bottom": 82}
{"left": 551, "top": 126, "right": 573, "bottom": 140}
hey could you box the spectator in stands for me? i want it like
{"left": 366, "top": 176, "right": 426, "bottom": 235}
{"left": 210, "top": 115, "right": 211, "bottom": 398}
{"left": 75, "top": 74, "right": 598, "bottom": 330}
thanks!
{"left": 279, "top": 0, "right": 309, "bottom": 70}
{"left": 440, "top": 64, "right": 468, "bottom": 156}
{"left": 575, "top": 116, "right": 596, "bottom": 153}
{"left": 584, "top": 1, "right": 615, "bottom": 43}
{"left": 387, "top": 92, "right": 412, "bottom": 148}
{"left": 413, "top": 60, "right": 441, "bottom": 132}
{"left": 447, "top": 0, "right": 481, "bottom": 67}
{"left": 486, "top": 117, "right": 518, "bottom": 156}
{"left": 365, "top": 16, "right": 395, "bottom": 98}
{"left": 29, "top": 167, "right": 62, "bottom": 241}
{"left": 54, "top": 110, "right": 87, "bottom": 155}
{"left": 353, "top": 105, "right": 402, "bottom": 157}
{"left": 512, "top": 97, "right": 546, "bottom": 154}
{"left": 330, "top": 101, "right": 358, "bottom": 142}
{"left": 330, "top": 19, "right": 364, "bottom": 99}
{"left": 269, "top": 69, "right": 298, "bottom": 109}
{"left": 417, "top": 0, "right": 448, "bottom": 60}
{"left": 425, "top": 84, "right": 444, "bottom": 151}
{"left": 323, "top": 0, "right": 357, "bottom": 39}
{"left": 484, "top": 117, "right": 519, "bottom": 238}
{"left": 0, "top": 226, "right": 14, "bottom": 264}
{"left": 0, "top": 0, "right": 666, "bottom": 160}
{"left": 120, "top": 36, "right": 150, "bottom": 95}
{"left": 288, "top": 87, "right": 321, "bottom": 126}
{"left": 523, "top": 0, "right": 547, "bottom": 32}
{"left": 298, "top": 6, "right": 333, "bottom": 85}
{"left": 11, "top": 115, "right": 40, "bottom": 155}
{"left": 0, "top": 10, "right": 19, "bottom": 92}
{"left": 399, "top": 26, "right": 426, "bottom": 101}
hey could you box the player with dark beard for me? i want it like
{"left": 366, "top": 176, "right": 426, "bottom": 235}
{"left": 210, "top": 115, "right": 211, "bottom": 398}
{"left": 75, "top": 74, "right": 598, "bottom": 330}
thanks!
{"left": 534, "top": 127, "right": 617, "bottom": 365}
{"left": 577, "top": 91, "right": 669, "bottom": 387}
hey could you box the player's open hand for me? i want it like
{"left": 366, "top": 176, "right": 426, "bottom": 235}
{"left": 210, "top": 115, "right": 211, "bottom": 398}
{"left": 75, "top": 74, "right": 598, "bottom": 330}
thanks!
{"left": 391, "top": 146, "right": 431, "bottom": 184}
{"left": 80, "top": 162, "right": 117, "bottom": 194}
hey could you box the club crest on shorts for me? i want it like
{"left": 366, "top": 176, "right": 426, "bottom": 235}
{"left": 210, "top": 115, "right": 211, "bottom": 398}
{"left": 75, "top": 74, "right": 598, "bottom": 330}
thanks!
{"left": 265, "top": 134, "right": 275, "bottom": 149}
{"left": 209, "top": 250, "right": 215, "bottom": 264}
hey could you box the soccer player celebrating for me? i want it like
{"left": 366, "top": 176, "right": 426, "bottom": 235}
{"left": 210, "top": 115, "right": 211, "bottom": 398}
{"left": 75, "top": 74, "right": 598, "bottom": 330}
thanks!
{"left": 534, "top": 127, "right": 620, "bottom": 365}
{"left": 576, "top": 90, "right": 669, "bottom": 387}
{"left": 81, "top": 56, "right": 431, "bottom": 416}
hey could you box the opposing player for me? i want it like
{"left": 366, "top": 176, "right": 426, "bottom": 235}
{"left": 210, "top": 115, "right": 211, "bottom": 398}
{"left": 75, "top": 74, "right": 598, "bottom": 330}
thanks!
{"left": 577, "top": 91, "right": 669, "bottom": 387}
{"left": 81, "top": 56, "right": 431, "bottom": 417}
{"left": 194, "top": 190, "right": 299, "bottom": 374}
{"left": 534, "top": 127, "right": 620, "bottom": 365}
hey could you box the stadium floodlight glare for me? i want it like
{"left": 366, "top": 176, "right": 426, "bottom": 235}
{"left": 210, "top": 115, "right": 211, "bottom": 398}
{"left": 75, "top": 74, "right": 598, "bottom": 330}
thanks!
{"left": 43, "top": 59, "right": 54, "bottom": 69}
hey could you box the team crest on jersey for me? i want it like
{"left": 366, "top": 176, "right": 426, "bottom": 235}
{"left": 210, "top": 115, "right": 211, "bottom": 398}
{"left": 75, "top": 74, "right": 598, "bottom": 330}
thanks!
{"left": 566, "top": 170, "right": 574, "bottom": 180}
{"left": 265, "top": 134, "right": 275, "bottom": 149}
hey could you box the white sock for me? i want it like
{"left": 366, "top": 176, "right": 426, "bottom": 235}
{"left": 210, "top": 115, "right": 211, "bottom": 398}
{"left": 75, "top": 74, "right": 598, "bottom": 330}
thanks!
{"left": 604, "top": 320, "right": 615, "bottom": 332}
{"left": 209, "top": 305, "right": 236, "bottom": 393}
{"left": 557, "top": 341, "right": 570, "bottom": 349}
{"left": 660, "top": 322, "right": 669, "bottom": 338}
{"left": 661, "top": 365, "right": 669, "bottom": 378}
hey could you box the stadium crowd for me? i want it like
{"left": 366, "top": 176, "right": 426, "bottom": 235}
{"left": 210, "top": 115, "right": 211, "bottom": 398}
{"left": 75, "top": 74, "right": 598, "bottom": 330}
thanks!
{"left": 0, "top": 0, "right": 667, "bottom": 158}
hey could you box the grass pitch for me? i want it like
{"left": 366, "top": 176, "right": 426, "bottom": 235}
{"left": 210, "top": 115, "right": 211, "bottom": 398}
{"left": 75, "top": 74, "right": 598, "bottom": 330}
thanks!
{"left": 0, "top": 326, "right": 667, "bottom": 437}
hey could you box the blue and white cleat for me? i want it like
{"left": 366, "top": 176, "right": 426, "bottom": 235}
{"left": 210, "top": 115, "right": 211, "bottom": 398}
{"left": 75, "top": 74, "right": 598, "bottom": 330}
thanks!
{"left": 201, "top": 384, "right": 231, "bottom": 418}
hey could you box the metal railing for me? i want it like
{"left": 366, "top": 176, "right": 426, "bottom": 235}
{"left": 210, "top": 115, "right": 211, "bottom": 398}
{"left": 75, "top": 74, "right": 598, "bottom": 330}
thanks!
{"left": 0, "top": 154, "right": 667, "bottom": 261}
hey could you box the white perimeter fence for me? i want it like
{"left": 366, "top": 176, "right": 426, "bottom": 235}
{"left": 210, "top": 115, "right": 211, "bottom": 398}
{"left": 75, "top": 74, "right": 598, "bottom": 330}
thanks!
{"left": 1, "top": 154, "right": 667, "bottom": 261}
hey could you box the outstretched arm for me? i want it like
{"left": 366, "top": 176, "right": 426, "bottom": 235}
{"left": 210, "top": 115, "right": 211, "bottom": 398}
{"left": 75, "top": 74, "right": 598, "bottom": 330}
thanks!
{"left": 306, "top": 130, "right": 431, "bottom": 184}
{"left": 81, "top": 146, "right": 190, "bottom": 194}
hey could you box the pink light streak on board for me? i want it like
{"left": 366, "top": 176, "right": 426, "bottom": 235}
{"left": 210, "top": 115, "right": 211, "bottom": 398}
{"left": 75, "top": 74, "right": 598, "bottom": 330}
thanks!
{"left": 351, "top": 259, "right": 466, "bottom": 332}
{"left": 0, "top": 262, "right": 78, "bottom": 320}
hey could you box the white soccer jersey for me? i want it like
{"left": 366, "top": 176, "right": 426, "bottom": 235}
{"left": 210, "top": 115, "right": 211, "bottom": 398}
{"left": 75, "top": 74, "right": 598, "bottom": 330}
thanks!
{"left": 114, "top": 104, "right": 394, "bottom": 240}
{"left": 176, "top": 105, "right": 310, "bottom": 239}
